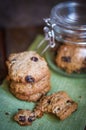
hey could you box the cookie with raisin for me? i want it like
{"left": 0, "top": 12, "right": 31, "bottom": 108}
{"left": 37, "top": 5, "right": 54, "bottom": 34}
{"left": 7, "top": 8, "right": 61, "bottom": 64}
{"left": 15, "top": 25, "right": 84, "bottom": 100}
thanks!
{"left": 55, "top": 44, "right": 86, "bottom": 73}
{"left": 10, "top": 81, "right": 50, "bottom": 102}
{"left": 14, "top": 91, "right": 78, "bottom": 126}
{"left": 6, "top": 51, "right": 50, "bottom": 83}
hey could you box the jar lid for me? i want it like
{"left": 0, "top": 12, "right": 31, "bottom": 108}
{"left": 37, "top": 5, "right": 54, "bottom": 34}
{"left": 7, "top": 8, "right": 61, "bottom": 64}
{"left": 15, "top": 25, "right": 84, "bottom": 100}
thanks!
{"left": 49, "top": 2, "right": 86, "bottom": 44}
{"left": 50, "top": 2, "right": 86, "bottom": 30}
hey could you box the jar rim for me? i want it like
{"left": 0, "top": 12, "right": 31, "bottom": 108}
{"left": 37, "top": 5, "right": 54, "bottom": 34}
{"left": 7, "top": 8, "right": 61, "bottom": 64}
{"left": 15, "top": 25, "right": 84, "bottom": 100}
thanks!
{"left": 50, "top": 1, "right": 86, "bottom": 31}
{"left": 48, "top": 1, "right": 86, "bottom": 45}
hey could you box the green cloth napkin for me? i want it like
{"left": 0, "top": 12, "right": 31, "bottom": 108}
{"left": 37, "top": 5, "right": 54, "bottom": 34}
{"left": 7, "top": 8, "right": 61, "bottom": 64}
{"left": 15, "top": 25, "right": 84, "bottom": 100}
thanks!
{"left": 0, "top": 35, "right": 86, "bottom": 130}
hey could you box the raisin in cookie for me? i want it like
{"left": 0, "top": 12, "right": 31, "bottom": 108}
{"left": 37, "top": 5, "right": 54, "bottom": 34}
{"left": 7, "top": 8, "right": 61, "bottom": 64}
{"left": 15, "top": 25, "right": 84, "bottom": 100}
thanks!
{"left": 14, "top": 91, "right": 78, "bottom": 126}
{"left": 6, "top": 51, "right": 50, "bottom": 83}
{"left": 14, "top": 109, "right": 43, "bottom": 126}
{"left": 36, "top": 91, "right": 78, "bottom": 120}
{"left": 55, "top": 44, "right": 86, "bottom": 73}
{"left": 6, "top": 51, "right": 51, "bottom": 102}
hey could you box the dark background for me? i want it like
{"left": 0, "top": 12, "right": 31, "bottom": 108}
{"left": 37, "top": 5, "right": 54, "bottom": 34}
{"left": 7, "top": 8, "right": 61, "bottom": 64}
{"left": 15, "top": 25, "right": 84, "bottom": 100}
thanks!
{"left": 0, "top": 0, "right": 66, "bottom": 27}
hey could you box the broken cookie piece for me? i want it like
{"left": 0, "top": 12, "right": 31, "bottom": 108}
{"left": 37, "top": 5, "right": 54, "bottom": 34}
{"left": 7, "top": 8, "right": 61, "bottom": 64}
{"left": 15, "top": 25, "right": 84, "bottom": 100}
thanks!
{"left": 14, "top": 110, "right": 36, "bottom": 126}
{"left": 14, "top": 91, "right": 78, "bottom": 126}
{"left": 14, "top": 109, "right": 43, "bottom": 126}
{"left": 36, "top": 91, "right": 78, "bottom": 120}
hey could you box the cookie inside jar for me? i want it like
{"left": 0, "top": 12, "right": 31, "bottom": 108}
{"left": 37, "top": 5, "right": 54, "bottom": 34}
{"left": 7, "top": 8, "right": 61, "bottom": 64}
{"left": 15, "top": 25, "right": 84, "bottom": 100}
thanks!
{"left": 55, "top": 37, "right": 86, "bottom": 74}
{"left": 44, "top": 1, "right": 86, "bottom": 77}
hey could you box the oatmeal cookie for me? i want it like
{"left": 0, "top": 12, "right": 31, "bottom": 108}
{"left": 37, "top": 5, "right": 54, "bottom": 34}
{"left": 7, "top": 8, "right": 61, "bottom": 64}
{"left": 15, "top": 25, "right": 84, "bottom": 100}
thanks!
{"left": 6, "top": 51, "right": 50, "bottom": 83}
{"left": 55, "top": 44, "right": 86, "bottom": 73}
{"left": 14, "top": 109, "right": 43, "bottom": 126}
{"left": 10, "top": 84, "right": 50, "bottom": 102}
{"left": 14, "top": 91, "right": 78, "bottom": 125}
{"left": 6, "top": 51, "right": 51, "bottom": 102}
{"left": 36, "top": 91, "right": 78, "bottom": 120}
{"left": 10, "top": 74, "right": 50, "bottom": 96}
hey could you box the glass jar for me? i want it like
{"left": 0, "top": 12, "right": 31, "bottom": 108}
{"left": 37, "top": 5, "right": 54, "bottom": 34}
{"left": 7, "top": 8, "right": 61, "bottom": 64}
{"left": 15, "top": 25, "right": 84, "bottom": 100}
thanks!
{"left": 44, "top": 1, "right": 86, "bottom": 78}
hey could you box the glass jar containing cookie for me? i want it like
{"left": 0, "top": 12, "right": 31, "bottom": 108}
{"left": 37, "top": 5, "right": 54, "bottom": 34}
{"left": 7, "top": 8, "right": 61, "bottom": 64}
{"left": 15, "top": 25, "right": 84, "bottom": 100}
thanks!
{"left": 43, "top": 1, "right": 86, "bottom": 77}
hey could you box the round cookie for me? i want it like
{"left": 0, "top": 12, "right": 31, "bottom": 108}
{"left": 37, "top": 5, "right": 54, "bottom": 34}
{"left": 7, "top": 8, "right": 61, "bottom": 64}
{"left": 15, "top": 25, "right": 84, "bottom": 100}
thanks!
{"left": 9, "top": 75, "right": 50, "bottom": 101}
{"left": 55, "top": 44, "right": 86, "bottom": 73}
{"left": 10, "top": 85, "right": 50, "bottom": 102}
{"left": 6, "top": 51, "right": 50, "bottom": 83}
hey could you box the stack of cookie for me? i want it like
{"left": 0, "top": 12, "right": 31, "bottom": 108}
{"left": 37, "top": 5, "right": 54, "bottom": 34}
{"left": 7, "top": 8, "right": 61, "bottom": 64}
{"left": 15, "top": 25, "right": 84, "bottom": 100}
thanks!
{"left": 6, "top": 51, "right": 51, "bottom": 102}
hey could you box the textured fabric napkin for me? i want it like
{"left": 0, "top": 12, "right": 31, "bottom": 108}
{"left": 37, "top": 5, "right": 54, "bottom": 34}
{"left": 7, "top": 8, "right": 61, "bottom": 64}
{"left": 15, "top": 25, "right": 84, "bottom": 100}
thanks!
{"left": 0, "top": 35, "right": 86, "bottom": 130}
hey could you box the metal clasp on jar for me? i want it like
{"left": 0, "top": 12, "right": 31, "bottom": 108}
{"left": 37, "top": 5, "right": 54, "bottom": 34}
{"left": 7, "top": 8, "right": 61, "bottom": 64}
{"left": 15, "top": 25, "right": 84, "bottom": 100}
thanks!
{"left": 36, "top": 18, "right": 56, "bottom": 54}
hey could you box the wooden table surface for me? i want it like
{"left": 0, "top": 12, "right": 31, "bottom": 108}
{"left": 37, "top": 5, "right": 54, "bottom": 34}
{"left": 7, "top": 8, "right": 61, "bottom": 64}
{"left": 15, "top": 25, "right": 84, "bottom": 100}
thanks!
{"left": 0, "top": 25, "right": 44, "bottom": 84}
